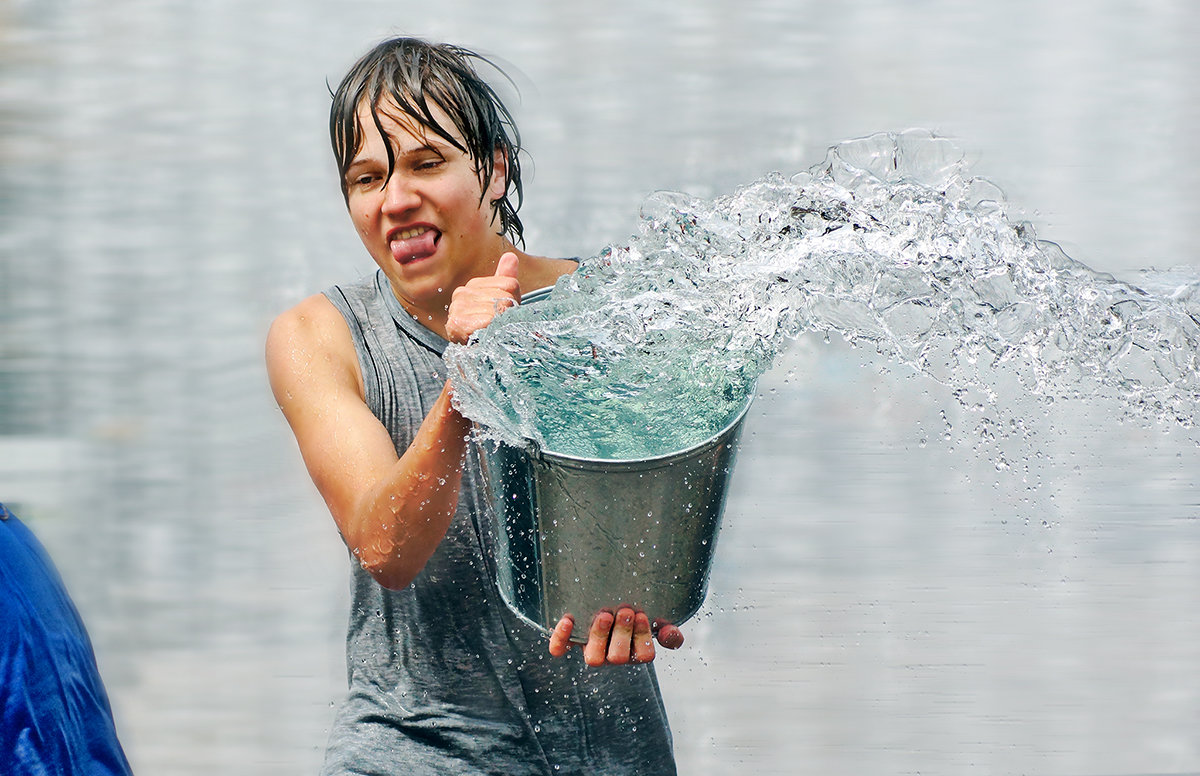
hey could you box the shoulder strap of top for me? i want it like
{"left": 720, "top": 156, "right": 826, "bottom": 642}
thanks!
{"left": 373, "top": 271, "right": 450, "bottom": 356}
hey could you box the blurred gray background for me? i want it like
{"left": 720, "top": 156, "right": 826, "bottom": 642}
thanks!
{"left": 2, "top": 1, "right": 1198, "bottom": 773}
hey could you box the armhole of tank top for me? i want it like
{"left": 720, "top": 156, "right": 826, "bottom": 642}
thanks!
{"left": 322, "top": 285, "right": 382, "bottom": 416}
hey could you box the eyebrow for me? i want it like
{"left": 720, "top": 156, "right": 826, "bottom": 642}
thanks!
{"left": 394, "top": 141, "right": 449, "bottom": 159}
{"left": 347, "top": 140, "right": 448, "bottom": 169}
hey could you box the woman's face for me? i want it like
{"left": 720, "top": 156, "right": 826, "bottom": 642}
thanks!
{"left": 343, "top": 98, "right": 509, "bottom": 328}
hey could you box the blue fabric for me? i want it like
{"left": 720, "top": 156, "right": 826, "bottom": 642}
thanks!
{"left": 1, "top": 503, "right": 133, "bottom": 776}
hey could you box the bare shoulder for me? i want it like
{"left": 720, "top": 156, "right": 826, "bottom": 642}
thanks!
{"left": 520, "top": 255, "right": 579, "bottom": 293}
{"left": 266, "top": 293, "right": 346, "bottom": 349}
{"left": 265, "top": 294, "right": 361, "bottom": 404}
{"left": 265, "top": 293, "right": 404, "bottom": 532}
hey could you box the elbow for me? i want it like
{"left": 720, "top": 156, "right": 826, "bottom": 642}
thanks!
{"left": 371, "top": 570, "right": 415, "bottom": 591}
{"left": 353, "top": 545, "right": 418, "bottom": 591}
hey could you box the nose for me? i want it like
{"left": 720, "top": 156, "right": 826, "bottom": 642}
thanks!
{"left": 381, "top": 172, "right": 420, "bottom": 215}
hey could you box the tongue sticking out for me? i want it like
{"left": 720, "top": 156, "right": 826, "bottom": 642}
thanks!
{"left": 391, "top": 229, "right": 439, "bottom": 263}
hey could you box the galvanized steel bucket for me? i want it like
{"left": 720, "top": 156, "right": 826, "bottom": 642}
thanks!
{"left": 477, "top": 392, "right": 752, "bottom": 643}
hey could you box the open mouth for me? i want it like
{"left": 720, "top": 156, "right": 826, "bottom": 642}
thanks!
{"left": 389, "top": 226, "right": 440, "bottom": 263}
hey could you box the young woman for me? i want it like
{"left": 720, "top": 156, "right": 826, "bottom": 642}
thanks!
{"left": 266, "top": 38, "right": 682, "bottom": 775}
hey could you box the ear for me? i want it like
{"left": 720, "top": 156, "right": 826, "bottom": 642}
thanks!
{"left": 487, "top": 146, "right": 509, "bottom": 202}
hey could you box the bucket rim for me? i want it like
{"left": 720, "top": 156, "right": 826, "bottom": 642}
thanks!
{"left": 520, "top": 286, "right": 555, "bottom": 304}
{"left": 482, "top": 284, "right": 756, "bottom": 470}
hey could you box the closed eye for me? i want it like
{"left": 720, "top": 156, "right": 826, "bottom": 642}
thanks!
{"left": 345, "top": 164, "right": 385, "bottom": 189}
{"left": 413, "top": 155, "right": 445, "bottom": 172}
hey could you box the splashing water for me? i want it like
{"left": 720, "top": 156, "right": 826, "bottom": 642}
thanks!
{"left": 445, "top": 129, "right": 1200, "bottom": 460}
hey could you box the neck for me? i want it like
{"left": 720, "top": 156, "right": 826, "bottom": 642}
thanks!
{"left": 391, "top": 241, "right": 526, "bottom": 341}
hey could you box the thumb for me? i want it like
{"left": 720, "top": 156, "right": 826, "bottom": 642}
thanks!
{"left": 494, "top": 251, "right": 520, "bottom": 280}
{"left": 652, "top": 619, "right": 685, "bottom": 650}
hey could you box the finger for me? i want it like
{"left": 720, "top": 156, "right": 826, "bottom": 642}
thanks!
{"left": 652, "top": 619, "right": 685, "bottom": 650}
{"left": 459, "top": 276, "right": 520, "bottom": 300}
{"left": 605, "top": 606, "right": 636, "bottom": 665}
{"left": 583, "top": 609, "right": 615, "bottom": 667}
{"left": 446, "top": 282, "right": 519, "bottom": 344}
{"left": 548, "top": 614, "right": 575, "bottom": 658}
{"left": 492, "top": 294, "right": 517, "bottom": 314}
{"left": 494, "top": 251, "right": 520, "bottom": 280}
{"left": 463, "top": 275, "right": 519, "bottom": 310}
{"left": 631, "top": 611, "right": 656, "bottom": 663}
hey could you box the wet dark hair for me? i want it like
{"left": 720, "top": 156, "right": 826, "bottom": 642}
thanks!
{"left": 330, "top": 37, "right": 524, "bottom": 245}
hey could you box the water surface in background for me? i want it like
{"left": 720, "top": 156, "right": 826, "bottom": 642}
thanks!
{"left": 1, "top": 2, "right": 1198, "bottom": 774}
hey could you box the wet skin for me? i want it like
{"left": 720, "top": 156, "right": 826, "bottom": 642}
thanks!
{"left": 548, "top": 608, "right": 686, "bottom": 666}
{"left": 268, "top": 96, "right": 682, "bottom": 666}
{"left": 342, "top": 99, "right": 517, "bottom": 338}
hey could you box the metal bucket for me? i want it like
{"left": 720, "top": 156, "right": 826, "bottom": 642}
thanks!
{"left": 477, "top": 393, "right": 752, "bottom": 643}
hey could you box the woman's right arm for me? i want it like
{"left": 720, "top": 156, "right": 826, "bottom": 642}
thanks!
{"left": 265, "top": 294, "right": 471, "bottom": 590}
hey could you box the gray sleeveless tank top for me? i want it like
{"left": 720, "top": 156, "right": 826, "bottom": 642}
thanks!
{"left": 320, "top": 270, "right": 676, "bottom": 776}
